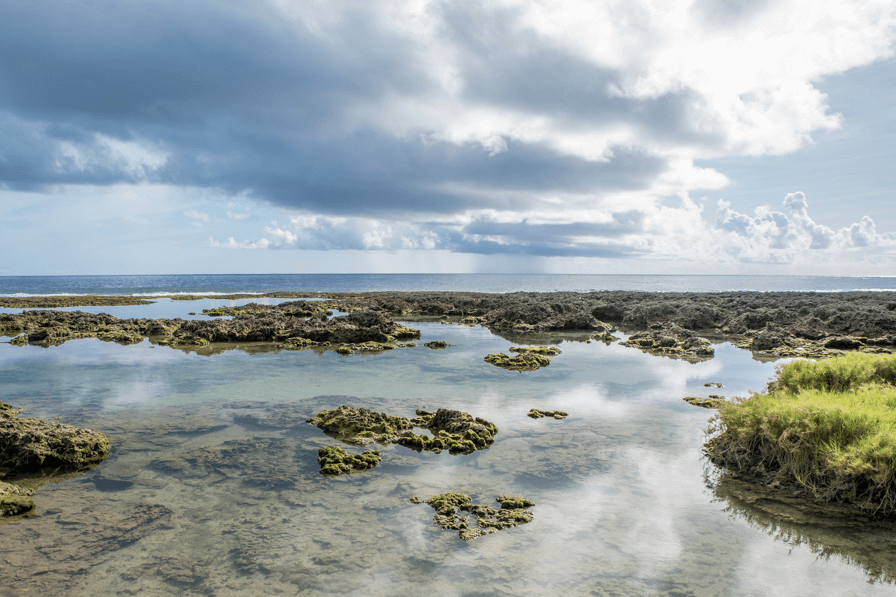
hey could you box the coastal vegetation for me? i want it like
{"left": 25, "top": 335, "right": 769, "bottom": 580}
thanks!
{"left": 706, "top": 353, "right": 896, "bottom": 514}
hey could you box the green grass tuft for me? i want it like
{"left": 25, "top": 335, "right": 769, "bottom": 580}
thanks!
{"left": 706, "top": 352, "right": 896, "bottom": 514}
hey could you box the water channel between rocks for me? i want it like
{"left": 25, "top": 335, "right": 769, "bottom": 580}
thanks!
{"left": 1, "top": 301, "right": 895, "bottom": 596}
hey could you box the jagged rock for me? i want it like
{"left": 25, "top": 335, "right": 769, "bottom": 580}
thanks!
{"left": 621, "top": 322, "right": 714, "bottom": 360}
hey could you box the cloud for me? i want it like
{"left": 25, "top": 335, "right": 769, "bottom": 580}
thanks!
{"left": 2, "top": 0, "right": 895, "bottom": 273}
{"left": 184, "top": 209, "right": 210, "bottom": 223}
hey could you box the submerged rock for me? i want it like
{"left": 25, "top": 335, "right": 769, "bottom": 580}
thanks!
{"left": 527, "top": 409, "right": 568, "bottom": 419}
{"left": 484, "top": 352, "right": 552, "bottom": 371}
{"left": 417, "top": 492, "right": 536, "bottom": 541}
{"left": 0, "top": 402, "right": 110, "bottom": 475}
{"left": 0, "top": 480, "right": 35, "bottom": 518}
{"left": 317, "top": 446, "right": 381, "bottom": 476}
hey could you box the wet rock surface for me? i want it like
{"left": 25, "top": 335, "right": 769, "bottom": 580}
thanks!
{"left": 510, "top": 345, "right": 562, "bottom": 356}
{"left": 307, "top": 405, "right": 498, "bottom": 455}
{"left": 484, "top": 352, "right": 552, "bottom": 371}
{"left": 317, "top": 446, "right": 381, "bottom": 476}
{"left": 418, "top": 493, "right": 536, "bottom": 541}
{"left": 0, "top": 402, "right": 110, "bottom": 476}
{"left": 527, "top": 409, "right": 568, "bottom": 419}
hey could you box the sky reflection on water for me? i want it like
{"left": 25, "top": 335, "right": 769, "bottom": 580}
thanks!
{"left": 1, "top": 320, "right": 894, "bottom": 595}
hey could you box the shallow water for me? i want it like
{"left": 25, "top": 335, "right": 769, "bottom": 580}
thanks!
{"left": 2, "top": 319, "right": 895, "bottom": 596}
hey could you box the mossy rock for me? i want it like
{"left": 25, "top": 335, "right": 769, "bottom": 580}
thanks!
{"left": 0, "top": 481, "right": 35, "bottom": 517}
{"left": 510, "top": 346, "right": 561, "bottom": 356}
{"left": 0, "top": 402, "right": 111, "bottom": 475}
{"left": 424, "top": 341, "right": 449, "bottom": 349}
{"left": 683, "top": 396, "right": 725, "bottom": 409}
{"left": 484, "top": 352, "right": 551, "bottom": 371}
{"left": 317, "top": 446, "right": 381, "bottom": 476}
{"left": 335, "top": 346, "right": 354, "bottom": 356}
{"left": 527, "top": 409, "right": 568, "bottom": 420}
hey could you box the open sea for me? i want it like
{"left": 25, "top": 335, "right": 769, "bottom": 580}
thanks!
{"left": 2, "top": 275, "right": 896, "bottom": 596}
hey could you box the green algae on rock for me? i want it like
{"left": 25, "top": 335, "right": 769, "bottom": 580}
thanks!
{"left": 683, "top": 396, "right": 725, "bottom": 409}
{"left": 418, "top": 493, "right": 535, "bottom": 541}
{"left": 307, "top": 405, "right": 497, "bottom": 455}
{"left": 704, "top": 382, "right": 723, "bottom": 388}
{"left": 317, "top": 446, "right": 381, "bottom": 476}
{"left": 484, "top": 352, "right": 552, "bottom": 371}
{"left": 527, "top": 409, "right": 568, "bottom": 419}
{"left": 510, "top": 345, "right": 562, "bottom": 356}
{"left": 0, "top": 402, "right": 110, "bottom": 475}
{"left": 424, "top": 341, "right": 449, "bottom": 349}
{"left": 0, "top": 480, "right": 35, "bottom": 518}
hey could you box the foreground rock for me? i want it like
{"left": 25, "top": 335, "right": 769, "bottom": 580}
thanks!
{"left": 317, "top": 446, "right": 381, "bottom": 476}
{"left": 0, "top": 402, "right": 110, "bottom": 475}
{"left": 415, "top": 492, "right": 535, "bottom": 541}
{"left": 484, "top": 352, "right": 552, "bottom": 371}
{"left": 307, "top": 405, "right": 497, "bottom": 455}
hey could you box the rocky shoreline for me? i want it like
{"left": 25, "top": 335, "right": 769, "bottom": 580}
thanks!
{"left": 3, "top": 290, "right": 895, "bottom": 360}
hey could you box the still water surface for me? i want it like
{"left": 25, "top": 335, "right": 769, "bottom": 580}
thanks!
{"left": 1, "top": 301, "right": 895, "bottom": 595}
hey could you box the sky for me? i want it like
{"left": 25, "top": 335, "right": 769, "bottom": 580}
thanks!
{"left": 1, "top": 0, "right": 895, "bottom": 276}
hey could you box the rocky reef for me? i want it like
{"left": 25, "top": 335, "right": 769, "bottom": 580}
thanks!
{"left": 1, "top": 307, "right": 420, "bottom": 354}
{"left": 413, "top": 492, "right": 536, "bottom": 541}
{"left": 307, "top": 405, "right": 498, "bottom": 455}
{"left": 317, "top": 446, "right": 381, "bottom": 476}
{"left": 527, "top": 409, "right": 568, "bottom": 419}
{"left": 484, "top": 352, "right": 552, "bottom": 371}
{"left": 0, "top": 402, "right": 110, "bottom": 475}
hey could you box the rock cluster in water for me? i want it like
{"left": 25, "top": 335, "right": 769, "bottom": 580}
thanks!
{"left": 683, "top": 396, "right": 725, "bottom": 409}
{"left": 412, "top": 492, "right": 536, "bottom": 541}
{"left": 307, "top": 405, "right": 498, "bottom": 455}
{"left": 621, "top": 322, "right": 714, "bottom": 360}
{"left": 0, "top": 480, "right": 35, "bottom": 517}
{"left": 484, "top": 346, "right": 561, "bottom": 371}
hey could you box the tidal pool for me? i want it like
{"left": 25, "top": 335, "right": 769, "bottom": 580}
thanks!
{"left": 1, "top": 319, "right": 895, "bottom": 596}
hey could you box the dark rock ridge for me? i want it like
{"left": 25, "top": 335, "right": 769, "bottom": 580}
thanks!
{"left": 307, "top": 405, "right": 497, "bottom": 455}
{"left": 0, "top": 307, "right": 420, "bottom": 352}
{"left": 416, "top": 492, "right": 536, "bottom": 541}
{"left": 0, "top": 402, "right": 110, "bottom": 476}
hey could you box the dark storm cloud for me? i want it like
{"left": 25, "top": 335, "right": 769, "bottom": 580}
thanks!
{"left": 0, "top": 0, "right": 671, "bottom": 231}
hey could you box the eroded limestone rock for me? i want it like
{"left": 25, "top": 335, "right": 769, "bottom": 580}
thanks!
{"left": 621, "top": 322, "right": 714, "bottom": 360}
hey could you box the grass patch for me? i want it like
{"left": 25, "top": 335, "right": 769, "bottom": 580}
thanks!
{"left": 706, "top": 352, "right": 896, "bottom": 514}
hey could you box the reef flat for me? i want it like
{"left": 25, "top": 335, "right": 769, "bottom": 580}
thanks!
{"left": 3, "top": 291, "right": 894, "bottom": 360}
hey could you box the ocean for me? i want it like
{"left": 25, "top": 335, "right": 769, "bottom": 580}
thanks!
{"left": 2, "top": 273, "right": 896, "bottom": 296}
{"left": 1, "top": 275, "right": 894, "bottom": 595}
